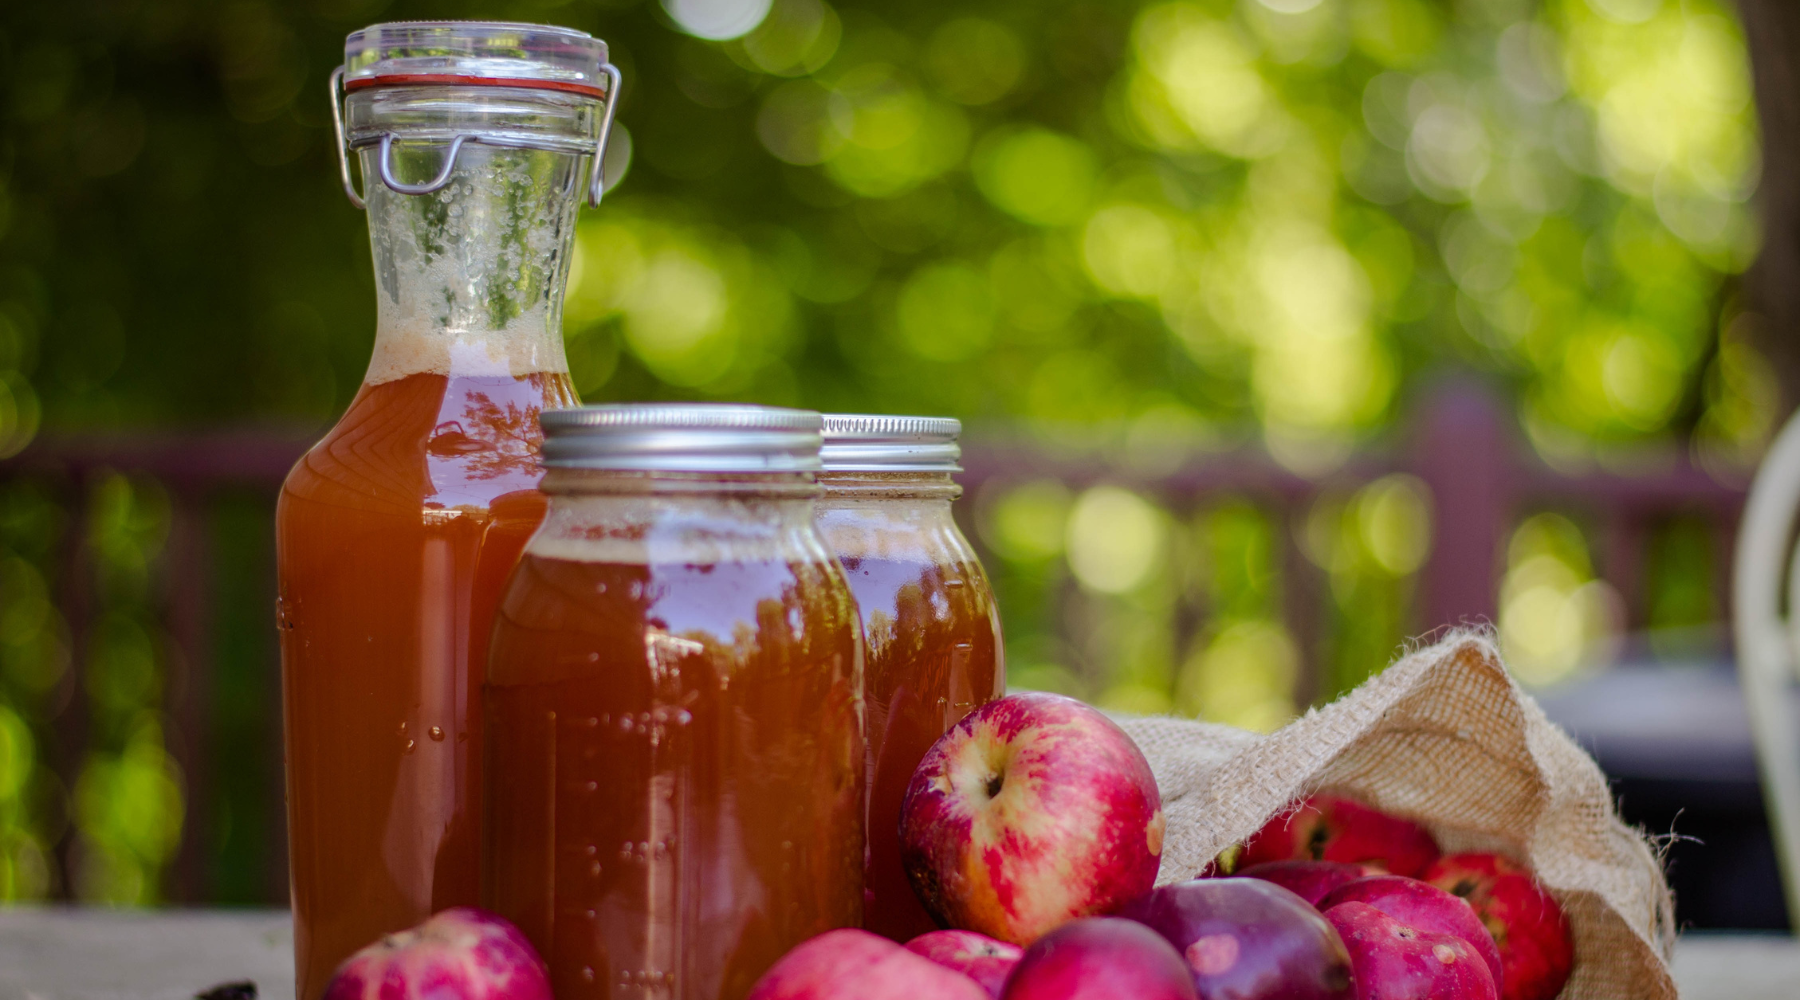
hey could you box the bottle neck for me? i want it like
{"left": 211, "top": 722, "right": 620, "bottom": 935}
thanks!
{"left": 816, "top": 470, "right": 962, "bottom": 501}
{"left": 356, "top": 88, "right": 593, "bottom": 387}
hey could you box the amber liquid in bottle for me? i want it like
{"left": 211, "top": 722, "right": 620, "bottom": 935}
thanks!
{"left": 486, "top": 529, "right": 864, "bottom": 998}
{"left": 279, "top": 370, "right": 576, "bottom": 996}
{"left": 816, "top": 480, "right": 1004, "bottom": 941}
{"left": 278, "top": 110, "right": 587, "bottom": 995}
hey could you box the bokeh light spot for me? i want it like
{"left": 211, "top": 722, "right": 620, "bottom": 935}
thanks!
{"left": 973, "top": 128, "right": 1097, "bottom": 227}
{"left": 1066, "top": 486, "right": 1166, "bottom": 594}
{"left": 1082, "top": 204, "right": 1176, "bottom": 298}
{"left": 896, "top": 262, "right": 995, "bottom": 362}
{"left": 665, "top": 0, "right": 775, "bottom": 41}
{"left": 980, "top": 480, "right": 1073, "bottom": 562}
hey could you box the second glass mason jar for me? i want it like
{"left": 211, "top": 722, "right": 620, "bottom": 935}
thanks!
{"left": 485, "top": 405, "right": 866, "bottom": 999}
{"left": 813, "top": 415, "right": 1005, "bottom": 940}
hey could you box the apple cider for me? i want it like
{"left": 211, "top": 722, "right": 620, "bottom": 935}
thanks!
{"left": 813, "top": 416, "right": 1004, "bottom": 941}
{"left": 485, "top": 406, "right": 865, "bottom": 1000}
{"left": 279, "top": 22, "right": 622, "bottom": 998}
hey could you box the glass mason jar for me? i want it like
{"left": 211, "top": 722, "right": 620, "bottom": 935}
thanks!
{"left": 485, "top": 405, "right": 866, "bottom": 999}
{"left": 277, "top": 22, "right": 621, "bottom": 998}
{"left": 812, "top": 416, "right": 1005, "bottom": 940}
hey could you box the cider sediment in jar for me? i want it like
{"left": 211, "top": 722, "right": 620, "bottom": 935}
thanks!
{"left": 279, "top": 22, "right": 617, "bottom": 997}
{"left": 485, "top": 406, "right": 865, "bottom": 1000}
{"left": 814, "top": 416, "right": 1004, "bottom": 941}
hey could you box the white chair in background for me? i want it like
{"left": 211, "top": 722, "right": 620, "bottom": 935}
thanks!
{"left": 1732, "top": 414, "right": 1800, "bottom": 937}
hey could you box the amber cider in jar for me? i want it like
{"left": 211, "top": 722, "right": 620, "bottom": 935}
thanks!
{"left": 484, "top": 404, "right": 865, "bottom": 1000}
{"left": 813, "top": 415, "right": 1004, "bottom": 941}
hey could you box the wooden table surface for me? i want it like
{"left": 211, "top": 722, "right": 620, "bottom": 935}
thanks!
{"left": 2, "top": 908, "right": 1797, "bottom": 999}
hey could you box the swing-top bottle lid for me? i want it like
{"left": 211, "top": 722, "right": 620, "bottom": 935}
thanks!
{"left": 820, "top": 415, "right": 963, "bottom": 472}
{"left": 345, "top": 21, "right": 611, "bottom": 97}
{"left": 540, "top": 404, "right": 824, "bottom": 473}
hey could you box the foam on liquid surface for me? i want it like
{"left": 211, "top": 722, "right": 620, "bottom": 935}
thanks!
{"left": 365, "top": 302, "right": 567, "bottom": 384}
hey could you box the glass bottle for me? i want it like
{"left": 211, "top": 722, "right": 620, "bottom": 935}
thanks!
{"left": 485, "top": 404, "right": 865, "bottom": 999}
{"left": 276, "top": 22, "right": 622, "bottom": 998}
{"left": 813, "top": 415, "right": 1005, "bottom": 940}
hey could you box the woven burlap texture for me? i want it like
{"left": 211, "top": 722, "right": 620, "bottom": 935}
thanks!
{"left": 1115, "top": 629, "right": 1677, "bottom": 1000}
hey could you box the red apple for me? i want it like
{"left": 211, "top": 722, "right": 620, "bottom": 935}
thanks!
{"left": 1325, "top": 902, "right": 1497, "bottom": 1000}
{"left": 1001, "top": 917, "right": 1197, "bottom": 1000}
{"left": 1239, "top": 795, "right": 1439, "bottom": 878}
{"left": 905, "top": 930, "right": 1023, "bottom": 999}
{"left": 321, "top": 907, "right": 550, "bottom": 1000}
{"left": 1237, "top": 860, "right": 1376, "bottom": 907}
{"left": 1117, "top": 877, "right": 1353, "bottom": 999}
{"left": 1424, "top": 854, "right": 1572, "bottom": 1000}
{"left": 745, "top": 928, "right": 989, "bottom": 1000}
{"left": 1318, "top": 876, "right": 1502, "bottom": 990}
{"left": 899, "top": 692, "right": 1165, "bottom": 945}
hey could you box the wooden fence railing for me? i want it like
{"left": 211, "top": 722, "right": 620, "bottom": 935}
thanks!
{"left": 0, "top": 380, "right": 1748, "bottom": 904}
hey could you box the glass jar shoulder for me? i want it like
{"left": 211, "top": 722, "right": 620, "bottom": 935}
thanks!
{"left": 813, "top": 498, "right": 982, "bottom": 569}
{"left": 813, "top": 498, "right": 998, "bottom": 642}
{"left": 490, "top": 492, "right": 857, "bottom": 688}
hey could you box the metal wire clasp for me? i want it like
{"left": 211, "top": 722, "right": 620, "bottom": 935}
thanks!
{"left": 329, "top": 64, "right": 625, "bottom": 211}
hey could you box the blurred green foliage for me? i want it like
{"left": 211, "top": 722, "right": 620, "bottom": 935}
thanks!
{"left": 0, "top": 0, "right": 1771, "bottom": 901}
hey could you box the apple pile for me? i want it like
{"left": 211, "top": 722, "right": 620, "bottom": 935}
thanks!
{"left": 752, "top": 693, "right": 1576, "bottom": 1000}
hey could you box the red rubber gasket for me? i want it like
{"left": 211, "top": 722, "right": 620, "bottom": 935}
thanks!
{"left": 346, "top": 74, "right": 606, "bottom": 98}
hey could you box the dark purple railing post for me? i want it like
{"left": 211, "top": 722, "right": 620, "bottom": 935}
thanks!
{"left": 1601, "top": 514, "right": 1647, "bottom": 632}
{"left": 49, "top": 477, "right": 91, "bottom": 901}
{"left": 164, "top": 488, "right": 213, "bottom": 903}
{"left": 1415, "top": 379, "right": 1513, "bottom": 632}
{"left": 1282, "top": 507, "right": 1325, "bottom": 706}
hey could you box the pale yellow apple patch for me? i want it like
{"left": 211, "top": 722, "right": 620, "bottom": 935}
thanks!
{"left": 1186, "top": 933, "right": 1240, "bottom": 976}
{"left": 1147, "top": 807, "right": 1166, "bottom": 857}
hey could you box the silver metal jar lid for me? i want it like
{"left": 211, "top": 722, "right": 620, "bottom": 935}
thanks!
{"left": 820, "top": 414, "right": 962, "bottom": 472}
{"left": 540, "top": 404, "right": 823, "bottom": 472}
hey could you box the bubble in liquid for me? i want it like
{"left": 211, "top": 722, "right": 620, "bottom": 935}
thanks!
{"left": 428, "top": 726, "right": 445, "bottom": 741}
{"left": 398, "top": 721, "right": 409, "bottom": 735}
{"left": 582, "top": 967, "right": 596, "bottom": 983}
{"left": 403, "top": 739, "right": 416, "bottom": 754}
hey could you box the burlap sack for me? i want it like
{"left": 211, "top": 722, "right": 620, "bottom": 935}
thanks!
{"left": 1115, "top": 629, "right": 1677, "bottom": 1000}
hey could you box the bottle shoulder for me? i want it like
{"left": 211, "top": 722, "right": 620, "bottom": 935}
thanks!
{"left": 280, "top": 372, "right": 571, "bottom": 517}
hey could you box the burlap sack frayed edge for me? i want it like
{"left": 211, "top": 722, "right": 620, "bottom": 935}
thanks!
{"left": 1115, "top": 629, "right": 1678, "bottom": 1000}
